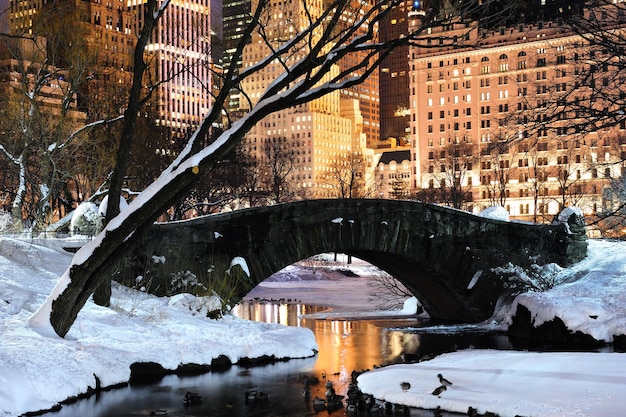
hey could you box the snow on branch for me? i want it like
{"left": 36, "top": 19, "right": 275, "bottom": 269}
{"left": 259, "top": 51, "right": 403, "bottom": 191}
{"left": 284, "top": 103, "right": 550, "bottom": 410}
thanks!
{"left": 48, "top": 115, "right": 125, "bottom": 152}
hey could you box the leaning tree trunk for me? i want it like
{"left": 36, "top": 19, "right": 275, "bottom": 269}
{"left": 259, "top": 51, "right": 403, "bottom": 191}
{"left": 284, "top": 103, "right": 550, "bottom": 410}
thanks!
{"left": 49, "top": 166, "right": 199, "bottom": 336}
{"left": 42, "top": 105, "right": 264, "bottom": 336}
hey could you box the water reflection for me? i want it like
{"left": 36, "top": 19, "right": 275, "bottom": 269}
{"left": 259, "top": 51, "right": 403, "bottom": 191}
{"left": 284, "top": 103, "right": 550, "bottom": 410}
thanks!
{"left": 47, "top": 302, "right": 506, "bottom": 417}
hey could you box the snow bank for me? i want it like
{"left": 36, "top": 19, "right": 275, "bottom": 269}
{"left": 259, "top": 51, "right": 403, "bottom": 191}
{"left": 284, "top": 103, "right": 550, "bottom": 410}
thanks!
{"left": 505, "top": 239, "right": 626, "bottom": 342}
{"left": 0, "top": 238, "right": 317, "bottom": 417}
{"left": 477, "top": 206, "right": 509, "bottom": 221}
{"left": 357, "top": 349, "right": 626, "bottom": 417}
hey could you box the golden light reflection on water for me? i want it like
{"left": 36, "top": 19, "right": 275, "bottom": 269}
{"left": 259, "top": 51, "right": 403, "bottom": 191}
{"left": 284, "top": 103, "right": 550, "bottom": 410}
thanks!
{"left": 233, "top": 302, "right": 422, "bottom": 396}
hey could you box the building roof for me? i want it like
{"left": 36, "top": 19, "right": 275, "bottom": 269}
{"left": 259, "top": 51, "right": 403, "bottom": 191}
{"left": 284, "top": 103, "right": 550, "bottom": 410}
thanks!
{"left": 378, "top": 150, "right": 410, "bottom": 165}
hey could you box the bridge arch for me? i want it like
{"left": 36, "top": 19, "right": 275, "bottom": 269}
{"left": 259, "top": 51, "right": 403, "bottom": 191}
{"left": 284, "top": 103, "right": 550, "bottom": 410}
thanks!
{"left": 132, "top": 199, "right": 587, "bottom": 322}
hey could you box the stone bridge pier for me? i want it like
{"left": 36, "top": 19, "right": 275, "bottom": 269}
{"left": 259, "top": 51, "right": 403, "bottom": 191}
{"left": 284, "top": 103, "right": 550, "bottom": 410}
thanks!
{"left": 126, "top": 199, "right": 587, "bottom": 322}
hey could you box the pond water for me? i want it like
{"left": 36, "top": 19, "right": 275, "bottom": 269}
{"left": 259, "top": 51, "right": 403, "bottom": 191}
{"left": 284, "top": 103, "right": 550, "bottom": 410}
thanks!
{"left": 47, "top": 302, "right": 514, "bottom": 417}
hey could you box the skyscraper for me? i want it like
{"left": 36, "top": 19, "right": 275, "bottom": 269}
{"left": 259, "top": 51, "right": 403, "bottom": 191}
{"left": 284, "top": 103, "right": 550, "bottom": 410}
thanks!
{"left": 378, "top": 0, "right": 412, "bottom": 146}
{"left": 221, "top": 0, "right": 251, "bottom": 115}
{"left": 131, "top": 0, "right": 213, "bottom": 144}
{"left": 2, "top": 0, "right": 213, "bottom": 144}
{"left": 239, "top": 0, "right": 372, "bottom": 199}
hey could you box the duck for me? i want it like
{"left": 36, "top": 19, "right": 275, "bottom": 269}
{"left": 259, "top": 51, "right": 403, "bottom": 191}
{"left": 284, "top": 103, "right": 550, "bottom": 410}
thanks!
{"left": 257, "top": 391, "right": 269, "bottom": 402}
{"left": 312, "top": 396, "right": 326, "bottom": 411}
{"left": 347, "top": 383, "right": 361, "bottom": 401}
{"left": 431, "top": 385, "right": 447, "bottom": 397}
{"left": 467, "top": 406, "right": 478, "bottom": 416}
{"left": 437, "top": 373, "right": 453, "bottom": 386}
{"left": 244, "top": 390, "right": 258, "bottom": 402}
{"left": 183, "top": 391, "right": 202, "bottom": 404}
{"left": 400, "top": 381, "right": 411, "bottom": 392}
{"left": 433, "top": 406, "right": 444, "bottom": 417}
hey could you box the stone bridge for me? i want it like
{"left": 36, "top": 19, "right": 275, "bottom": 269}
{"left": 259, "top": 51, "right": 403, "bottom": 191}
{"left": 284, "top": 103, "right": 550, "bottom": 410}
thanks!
{"left": 127, "top": 199, "right": 587, "bottom": 322}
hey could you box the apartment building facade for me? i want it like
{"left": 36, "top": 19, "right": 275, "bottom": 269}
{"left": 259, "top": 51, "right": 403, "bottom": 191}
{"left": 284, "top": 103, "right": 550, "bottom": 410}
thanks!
{"left": 239, "top": 0, "right": 374, "bottom": 199}
{"left": 2, "top": 0, "right": 213, "bottom": 144}
{"left": 131, "top": 0, "right": 212, "bottom": 143}
{"left": 409, "top": 11, "right": 626, "bottom": 226}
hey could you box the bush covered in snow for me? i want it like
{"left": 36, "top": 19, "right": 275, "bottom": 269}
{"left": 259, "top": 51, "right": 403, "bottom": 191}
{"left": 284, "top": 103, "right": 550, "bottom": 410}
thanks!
{"left": 98, "top": 195, "right": 128, "bottom": 217}
{"left": 494, "top": 262, "right": 565, "bottom": 294}
{"left": 70, "top": 202, "right": 103, "bottom": 237}
{"left": 169, "top": 270, "right": 208, "bottom": 294}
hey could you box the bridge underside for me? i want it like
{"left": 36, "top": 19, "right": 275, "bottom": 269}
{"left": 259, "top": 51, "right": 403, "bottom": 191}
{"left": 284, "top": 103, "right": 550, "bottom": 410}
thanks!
{"left": 122, "top": 199, "right": 587, "bottom": 323}
{"left": 348, "top": 251, "right": 496, "bottom": 322}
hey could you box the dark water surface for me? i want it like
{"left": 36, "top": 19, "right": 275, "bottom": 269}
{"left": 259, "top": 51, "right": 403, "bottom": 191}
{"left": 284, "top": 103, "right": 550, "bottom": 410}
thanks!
{"left": 47, "top": 302, "right": 513, "bottom": 417}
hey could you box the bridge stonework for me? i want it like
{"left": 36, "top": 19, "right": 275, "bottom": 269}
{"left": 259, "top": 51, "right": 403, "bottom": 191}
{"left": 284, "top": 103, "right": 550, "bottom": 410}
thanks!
{"left": 128, "top": 199, "right": 587, "bottom": 323}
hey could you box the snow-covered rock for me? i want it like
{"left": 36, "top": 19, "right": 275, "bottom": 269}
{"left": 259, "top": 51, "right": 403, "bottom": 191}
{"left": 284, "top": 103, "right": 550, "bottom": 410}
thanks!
{"left": 70, "top": 202, "right": 102, "bottom": 237}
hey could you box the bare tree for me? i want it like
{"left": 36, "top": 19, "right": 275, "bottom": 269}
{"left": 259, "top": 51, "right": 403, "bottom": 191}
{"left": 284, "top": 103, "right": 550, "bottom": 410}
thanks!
{"left": 0, "top": 6, "right": 93, "bottom": 231}
{"left": 368, "top": 269, "right": 416, "bottom": 311}
{"left": 29, "top": 0, "right": 517, "bottom": 337}
{"left": 327, "top": 151, "right": 371, "bottom": 198}
{"left": 522, "top": 140, "right": 553, "bottom": 223}
{"left": 481, "top": 138, "right": 518, "bottom": 208}
{"left": 576, "top": 131, "right": 626, "bottom": 236}
{"left": 435, "top": 139, "right": 477, "bottom": 210}
{"left": 260, "top": 138, "right": 296, "bottom": 203}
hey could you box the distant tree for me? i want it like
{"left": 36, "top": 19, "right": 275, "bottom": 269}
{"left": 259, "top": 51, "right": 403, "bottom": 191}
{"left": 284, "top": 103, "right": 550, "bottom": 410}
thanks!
{"left": 521, "top": 140, "right": 553, "bottom": 223}
{"left": 434, "top": 139, "right": 478, "bottom": 209}
{"left": 260, "top": 138, "right": 296, "bottom": 203}
{"left": 368, "top": 269, "right": 417, "bottom": 311}
{"left": 0, "top": 6, "right": 94, "bottom": 230}
{"left": 582, "top": 132, "right": 626, "bottom": 236}
{"left": 327, "top": 151, "right": 371, "bottom": 198}
{"left": 481, "top": 138, "right": 518, "bottom": 208}
{"left": 389, "top": 175, "right": 411, "bottom": 200}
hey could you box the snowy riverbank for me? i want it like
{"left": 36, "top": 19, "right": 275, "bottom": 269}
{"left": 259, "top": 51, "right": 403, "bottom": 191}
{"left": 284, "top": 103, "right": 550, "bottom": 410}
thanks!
{"left": 0, "top": 238, "right": 317, "bottom": 417}
{"left": 357, "top": 238, "right": 626, "bottom": 417}
{"left": 1, "top": 236, "right": 626, "bottom": 416}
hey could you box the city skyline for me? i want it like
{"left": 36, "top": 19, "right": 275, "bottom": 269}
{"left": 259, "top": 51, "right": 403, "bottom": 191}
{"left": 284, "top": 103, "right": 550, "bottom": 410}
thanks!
{"left": 0, "top": 0, "right": 625, "bottom": 235}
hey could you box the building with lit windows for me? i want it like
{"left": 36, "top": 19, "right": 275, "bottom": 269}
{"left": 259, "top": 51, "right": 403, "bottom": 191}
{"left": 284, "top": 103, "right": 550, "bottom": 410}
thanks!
{"left": 239, "top": 0, "right": 374, "bottom": 198}
{"left": 222, "top": 0, "right": 251, "bottom": 114}
{"left": 2, "top": 0, "right": 213, "bottom": 145}
{"left": 408, "top": 9, "right": 626, "bottom": 228}
{"left": 378, "top": 0, "right": 413, "bottom": 147}
{"left": 334, "top": 0, "right": 380, "bottom": 149}
{"left": 131, "top": 0, "right": 212, "bottom": 143}
{"left": 375, "top": 149, "right": 411, "bottom": 199}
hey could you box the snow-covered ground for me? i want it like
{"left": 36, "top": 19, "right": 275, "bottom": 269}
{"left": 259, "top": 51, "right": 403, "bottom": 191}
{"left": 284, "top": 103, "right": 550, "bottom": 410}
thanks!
{"left": 0, "top": 238, "right": 316, "bottom": 417}
{"left": 357, "top": 349, "right": 626, "bottom": 417}
{"left": 0, "top": 236, "right": 625, "bottom": 417}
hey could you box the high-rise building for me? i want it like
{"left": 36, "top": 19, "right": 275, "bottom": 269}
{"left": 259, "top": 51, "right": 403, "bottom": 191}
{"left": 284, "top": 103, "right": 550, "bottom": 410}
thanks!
{"left": 221, "top": 0, "right": 251, "bottom": 115}
{"left": 2, "top": 0, "right": 213, "bottom": 145}
{"left": 408, "top": 8, "right": 626, "bottom": 227}
{"left": 239, "top": 0, "right": 373, "bottom": 199}
{"left": 3, "top": 0, "right": 137, "bottom": 92}
{"left": 131, "top": 0, "right": 213, "bottom": 144}
{"left": 378, "top": 0, "right": 413, "bottom": 147}
{"left": 333, "top": 0, "right": 380, "bottom": 149}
